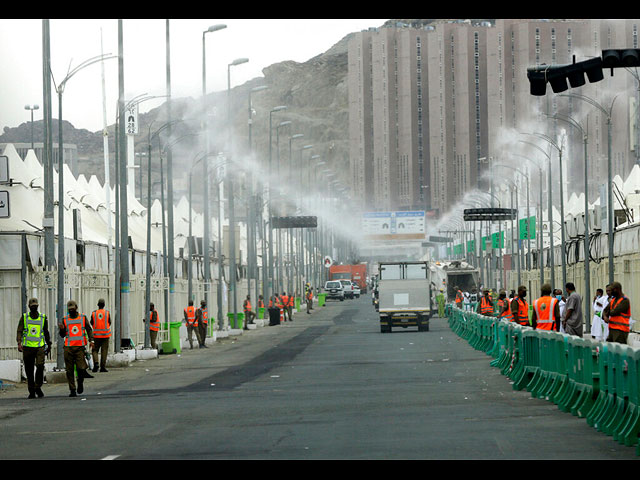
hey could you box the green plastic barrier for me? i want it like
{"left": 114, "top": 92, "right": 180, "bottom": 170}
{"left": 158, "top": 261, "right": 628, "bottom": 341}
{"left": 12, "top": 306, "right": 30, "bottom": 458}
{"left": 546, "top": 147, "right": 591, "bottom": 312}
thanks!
{"left": 161, "top": 321, "right": 182, "bottom": 354}
{"left": 227, "top": 312, "right": 245, "bottom": 329}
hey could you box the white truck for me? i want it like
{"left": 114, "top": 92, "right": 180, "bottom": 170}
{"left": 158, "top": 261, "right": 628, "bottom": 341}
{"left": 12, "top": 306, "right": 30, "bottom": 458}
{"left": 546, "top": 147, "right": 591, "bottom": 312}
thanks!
{"left": 377, "top": 261, "right": 433, "bottom": 333}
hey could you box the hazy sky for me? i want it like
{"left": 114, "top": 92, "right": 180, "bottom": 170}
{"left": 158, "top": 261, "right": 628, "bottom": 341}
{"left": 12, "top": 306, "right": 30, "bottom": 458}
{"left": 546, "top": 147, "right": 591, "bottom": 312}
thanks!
{"left": 0, "top": 18, "right": 387, "bottom": 133}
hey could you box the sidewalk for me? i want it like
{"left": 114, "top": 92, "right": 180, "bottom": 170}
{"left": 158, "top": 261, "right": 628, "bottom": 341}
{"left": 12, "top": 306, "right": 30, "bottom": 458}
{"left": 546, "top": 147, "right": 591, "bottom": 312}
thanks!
{"left": 1, "top": 306, "right": 319, "bottom": 400}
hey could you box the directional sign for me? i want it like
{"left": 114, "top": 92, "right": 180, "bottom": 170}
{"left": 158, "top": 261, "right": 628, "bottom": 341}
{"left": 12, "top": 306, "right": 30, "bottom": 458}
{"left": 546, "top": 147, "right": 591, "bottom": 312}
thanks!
{"left": 0, "top": 191, "right": 10, "bottom": 218}
{"left": 0, "top": 155, "right": 8, "bottom": 183}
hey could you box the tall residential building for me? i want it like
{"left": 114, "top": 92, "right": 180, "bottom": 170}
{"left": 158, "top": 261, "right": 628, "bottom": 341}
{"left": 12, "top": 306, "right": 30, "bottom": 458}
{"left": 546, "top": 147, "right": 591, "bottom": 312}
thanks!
{"left": 348, "top": 19, "right": 640, "bottom": 219}
{"left": 348, "top": 24, "right": 431, "bottom": 213}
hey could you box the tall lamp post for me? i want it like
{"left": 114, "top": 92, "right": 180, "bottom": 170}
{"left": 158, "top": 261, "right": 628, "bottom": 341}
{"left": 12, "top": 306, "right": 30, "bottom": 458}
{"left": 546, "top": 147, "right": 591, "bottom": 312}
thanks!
{"left": 549, "top": 111, "right": 592, "bottom": 328}
{"left": 559, "top": 92, "right": 618, "bottom": 286}
{"left": 267, "top": 105, "right": 287, "bottom": 301}
{"left": 24, "top": 104, "right": 39, "bottom": 150}
{"left": 533, "top": 131, "right": 567, "bottom": 292}
{"left": 202, "top": 23, "right": 227, "bottom": 321}
{"left": 227, "top": 57, "right": 249, "bottom": 328}
{"left": 50, "top": 52, "right": 115, "bottom": 367}
{"left": 520, "top": 138, "right": 556, "bottom": 292}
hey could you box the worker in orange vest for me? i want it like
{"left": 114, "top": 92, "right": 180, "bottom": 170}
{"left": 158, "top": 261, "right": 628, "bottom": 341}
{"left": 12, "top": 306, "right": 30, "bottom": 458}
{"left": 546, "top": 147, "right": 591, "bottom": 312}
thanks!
{"left": 306, "top": 288, "right": 313, "bottom": 314}
{"left": 90, "top": 298, "right": 111, "bottom": 373}
{"left": 497, "top": 290, "right": 513, "bottom": 321}
{"left": 531, "top": 284, "right": 560, "bottom": 331}
{"left": 510, "top": 285, "right": 530, "bottom": 327}
{"left": 281, "top": 293, "right": 290, "bottom": 321}
{"left": 144, "top": 302, "right": 161, "bottom": 350}
{"left": 476, "top": 289, "right": 494, "bottom": 316}
{"left": 183, "top": 300, "right": 200, "bottom": 349}
{"left": 243, "top": 295, "right": 255, "bottom": 329}
{"left": 455, "top": 287, "right": 464, "bottom": 309}
{"left": 603, "top": 281, "right": 632, "bottom": 344}
{"left": 59, "top": 300, "right": 94, "bottom": 397}
{"left": 287, "top": 292, "right": 295, "bottom": 322}
{"left": 196, "top": 300, "right": 208, "bottom": 348}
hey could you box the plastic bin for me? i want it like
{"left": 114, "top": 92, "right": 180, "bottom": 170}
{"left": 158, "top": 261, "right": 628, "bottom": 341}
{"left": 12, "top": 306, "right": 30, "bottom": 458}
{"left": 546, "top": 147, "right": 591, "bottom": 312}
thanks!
{"left": 258, "top": 307, "right": 265, "bottom": 319}
{"left": 161, "top": 321, "right": 182, "bottom": 354}
{"left": 295, "top": 297, "right": 301, "bottom": 312}
{"left": 268, "top": 307, "right": 281, "bottom": 326}
{"left": 318, "top": 293, "right": 326, "bottom": 307}
{"left": 227, "top": 312, "right": 245, "bottom": 329}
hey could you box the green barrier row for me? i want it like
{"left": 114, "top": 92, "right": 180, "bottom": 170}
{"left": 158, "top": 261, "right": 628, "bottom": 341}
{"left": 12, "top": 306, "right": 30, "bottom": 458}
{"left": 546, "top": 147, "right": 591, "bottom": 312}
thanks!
{"left": 446, "top": 305, "right": 640, "bottom": 454}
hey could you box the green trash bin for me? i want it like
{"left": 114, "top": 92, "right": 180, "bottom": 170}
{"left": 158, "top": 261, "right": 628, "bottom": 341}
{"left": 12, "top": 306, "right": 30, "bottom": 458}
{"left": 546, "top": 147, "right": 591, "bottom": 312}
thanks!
{"left": 296, "top": 297, "right": 301, "bottom": 312}
{"left": 258, "top": 307, "right": 265, "bottom": 319}
{"left": 318, "top": 293, "right": 326, "bottom": 307}
{"left": 227, "top": 312, "right": 245, "bottom": 329}
{"left": 161, "top": 321, "right": 182, "bottom": 355}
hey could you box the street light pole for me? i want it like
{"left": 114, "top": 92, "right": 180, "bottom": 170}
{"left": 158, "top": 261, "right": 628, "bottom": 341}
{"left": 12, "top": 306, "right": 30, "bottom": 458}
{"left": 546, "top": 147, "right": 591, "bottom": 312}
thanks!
{"left": 202, "top": 23, "right": 227, "bottom": 325}
{"left": 227, "top": 57, "right": 249, "bottom": 328}
{"left": 559, "top": 93, "right": 618, "bottom": 286}
{"left": 24, "top": 105, "right": 39, "bottom": 150}
{"left": 268, "top": 106, "right": 287, "bottom": 302}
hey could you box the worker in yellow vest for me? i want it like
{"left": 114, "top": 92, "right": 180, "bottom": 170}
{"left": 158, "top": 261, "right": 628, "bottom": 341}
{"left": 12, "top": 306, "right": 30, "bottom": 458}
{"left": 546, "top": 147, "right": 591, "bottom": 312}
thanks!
{"left": 531, "top": 284, "right": 560, "bottom": 331}
{"left": 90, "top": 298, "right": 111, "bottom": 373}
{"left": 510, "top": 285, "right": 530, "bottom": 327}
{"left": 183, "top": 300, "right": 200, "bottom": 349}
{"left": 196, "top": 300, "right": 208, "bottom": 348}
{"left": 17, "top": 297, "right": 52, "bottom": 399}
{"left": 59, "top": 300, "right": 94, "bottom": 397}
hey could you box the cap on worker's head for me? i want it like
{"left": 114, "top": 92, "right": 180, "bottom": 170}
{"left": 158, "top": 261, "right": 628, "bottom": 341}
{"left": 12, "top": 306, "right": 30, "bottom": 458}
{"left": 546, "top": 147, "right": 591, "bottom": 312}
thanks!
{"left": 28, "top": 298, "right": 39, "bottom": 307}
{"left": 483, "top": 288, "right": 490, "bottom": 293}
{"left": 67, "top": 300, "right": 77, "bottom": 309}
{"left": 98, "top": 298, "right": 105, "bottom": 306}
{"left": 200, "top": 300, "right": 206, "bottom": 305}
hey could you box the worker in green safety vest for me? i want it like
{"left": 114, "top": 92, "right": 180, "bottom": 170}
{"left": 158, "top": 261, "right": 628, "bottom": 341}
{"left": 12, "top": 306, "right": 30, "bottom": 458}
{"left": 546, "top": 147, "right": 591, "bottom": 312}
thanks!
{"left": 436, "top": 289, "right": 446, "bottom": 317}
{"left": 16, "top": 298, "right": 52, "bottom": 399}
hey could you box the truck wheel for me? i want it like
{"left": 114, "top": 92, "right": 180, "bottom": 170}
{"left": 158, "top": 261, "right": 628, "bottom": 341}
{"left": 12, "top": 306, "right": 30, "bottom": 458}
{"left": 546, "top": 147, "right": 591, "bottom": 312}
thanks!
{"left": 380, "top": 325, "right": 391, "bottom": 333}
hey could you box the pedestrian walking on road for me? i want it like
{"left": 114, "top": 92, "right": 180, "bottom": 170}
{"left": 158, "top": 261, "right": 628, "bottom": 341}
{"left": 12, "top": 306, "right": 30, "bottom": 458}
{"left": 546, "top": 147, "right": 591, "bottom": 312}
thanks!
{"left": 510, "top": 285, "right": 530, "bottom": 327}
{"left": 17, "top": 297, "right": 52, "bottom": 399}
{"left": 590, "top": 287, "right": 610, "bottom": 341}
{"left": 90, "top": 299, "right": 111, "bottom": 373}
{"left": 196, "top": 300, "right": 208, "bottom": 348}
{"left": 183, "top": 300, "right": 200, "bottom": 349}
{"left": 531, "top": 284, "right": 560, "bottom": 331}
{"left": 59, "top": 300, "right": 94, "bottom": 397}
{"left": 562, "top": 282, "right": 583, "bottom": 337}
{"left": 145, "top": 303, "right": 160, "bottom": 350}
{"left": 603, "top": 281, "right": 632, "bottom": 345}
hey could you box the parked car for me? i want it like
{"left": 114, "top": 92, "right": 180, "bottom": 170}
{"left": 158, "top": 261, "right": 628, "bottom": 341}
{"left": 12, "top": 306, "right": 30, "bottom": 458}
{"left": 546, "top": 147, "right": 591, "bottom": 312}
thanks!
{"left": 340, "top": 279, "right": 354, "bottom": 299}
{"left": 351, "top": 281, "right": 361, "bottom": 298}
{"left": 324, "top": 280, "right": 345, "bottom": 301}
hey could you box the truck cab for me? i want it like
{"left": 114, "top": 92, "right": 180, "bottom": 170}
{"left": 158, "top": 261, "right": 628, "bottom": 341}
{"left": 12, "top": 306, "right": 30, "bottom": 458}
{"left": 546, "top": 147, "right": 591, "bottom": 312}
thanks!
{"left": 377, "top": 261, "right": 432, "bottom": 333}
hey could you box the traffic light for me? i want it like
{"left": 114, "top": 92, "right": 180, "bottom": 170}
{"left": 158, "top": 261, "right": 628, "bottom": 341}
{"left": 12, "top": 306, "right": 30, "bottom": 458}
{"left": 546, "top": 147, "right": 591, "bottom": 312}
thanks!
{"left": 527, "top": 57, "right": 604, "bottom": 96}
{"left": 601, "top": 48, "right": 640, "bottom": 74}
{"left": 271, "top": 215, "right": 317, "bottom": 229}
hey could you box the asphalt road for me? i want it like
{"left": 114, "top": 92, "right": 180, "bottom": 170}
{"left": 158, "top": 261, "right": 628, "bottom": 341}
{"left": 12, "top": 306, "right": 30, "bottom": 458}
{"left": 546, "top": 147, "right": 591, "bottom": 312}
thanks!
{"left": 1, "top": 295, "right": 639, "bottom": 460}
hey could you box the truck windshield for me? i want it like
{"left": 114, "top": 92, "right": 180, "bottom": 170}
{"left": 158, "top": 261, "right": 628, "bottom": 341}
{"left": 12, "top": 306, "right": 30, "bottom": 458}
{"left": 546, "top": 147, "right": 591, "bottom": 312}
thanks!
{"left": 379, "top": 265, "right": 402, "bottom": 280}
{"left": 405, "top": 264, "right": 427, "bottom": 279}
